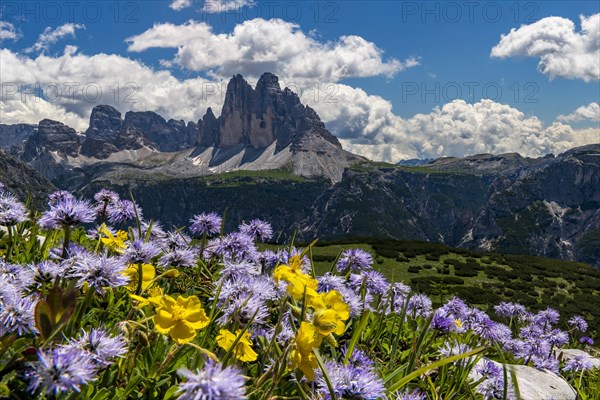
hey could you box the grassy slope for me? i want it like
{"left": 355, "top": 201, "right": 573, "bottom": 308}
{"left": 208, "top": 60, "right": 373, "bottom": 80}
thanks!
{"left": 304, "top": 239, "right": 600, "bottom": 338}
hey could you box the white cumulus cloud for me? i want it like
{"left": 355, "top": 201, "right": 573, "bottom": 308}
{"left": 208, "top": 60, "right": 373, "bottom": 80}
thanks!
{"left": 126, "top": 18, "right": 415, "bottom": 82}
{"left": 169, "top": 0, "right": 193, "bottom": 10}
{"left": 169, "top": 0, "right": 254, "bottom": 12}
{"left": 557, "top": 102, "right": 600, "bottom": 122}
{"left": 1, "top": 43, "right": 596, "bottom": 162}
{"left": 0, "top": 47, "right": 224, "bottom": 131}
{"left": 302, "top": 85, "right": 600, "bottom": 161}
{"left": 202, "top": 0, "right": 255, "bottom": 13}
{"left": 25, "top": 23, "right": 85, "bottom": 54}
{"left": 0, "top": 21, "right": 21, "bottom": 42}
{"left": 491, "top": 13, "right": 600, "bottom": 82}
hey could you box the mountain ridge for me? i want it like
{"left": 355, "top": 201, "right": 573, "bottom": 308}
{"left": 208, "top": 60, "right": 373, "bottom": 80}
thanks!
{"left": 4, "top": 72, "right": 362, "bottom": 183}
{"left": 0, "top": 73, "right": 598, "bottom": 267}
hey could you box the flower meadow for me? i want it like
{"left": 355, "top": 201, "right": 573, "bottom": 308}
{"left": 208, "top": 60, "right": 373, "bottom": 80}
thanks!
{"left": 0, "top": 186, "right": 599, "bottom": 399}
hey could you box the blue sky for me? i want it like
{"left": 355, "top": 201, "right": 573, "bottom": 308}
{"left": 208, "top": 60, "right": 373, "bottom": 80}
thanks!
{"left": 1, "top": 0, "right": 599, "bottom": 161}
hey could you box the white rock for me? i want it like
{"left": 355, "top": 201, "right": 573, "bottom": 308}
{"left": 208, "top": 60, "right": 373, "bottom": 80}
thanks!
{"left": 470, "top": 359, "right": 576, "bottom": 400}
{"left": 556, "top": 349, "right": 600, "bottom": 369}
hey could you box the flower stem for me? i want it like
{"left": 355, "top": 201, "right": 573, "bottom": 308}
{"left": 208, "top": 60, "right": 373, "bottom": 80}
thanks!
{"left": 71, "top": 287, "right": 95, "bottom": 332}
{"left": 61, "top": 226, "right": 71, "bottom": 259}
{"left": 135, "top": 262, "right": 144, "bottom": 295}
{"left": 5, "top": 226, "right": 13, "bottom": 262}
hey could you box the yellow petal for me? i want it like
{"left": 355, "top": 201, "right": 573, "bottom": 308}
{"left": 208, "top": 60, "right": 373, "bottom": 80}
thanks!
{"left": 236, "top": 342, "right": 258, "bottom": 362}
{"left": 186, "top": 308, "right": 209, "bottom": 329}
{"left": 170, "top": 321, "right": 196, "bottom": 344}
{"left": 216, "top": 329, "right": 235, "bottom": 350}
{"left": 153, "top": 309, "right": 175, "bottom": 333}
{"left": 159, "top": 295, "right": 177, "bottom": 311}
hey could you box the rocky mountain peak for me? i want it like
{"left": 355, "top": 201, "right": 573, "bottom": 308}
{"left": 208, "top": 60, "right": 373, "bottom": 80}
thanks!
{"left": 22, "top": 119, "right": 79, "bottom": 161}
{"left": 255, "top": 72, "right": 281, "bottom": 93}
{"left": 0, "top": 123, "right": 37, "bottom": 157}
{"left": 196, "top": 107, "right": 220, "bottom": 148}
{"left": 212, "top": 72, "right": 344, "bottom": 151}
{"left": 85, "top": 105, "right": 123, "bottom": 141}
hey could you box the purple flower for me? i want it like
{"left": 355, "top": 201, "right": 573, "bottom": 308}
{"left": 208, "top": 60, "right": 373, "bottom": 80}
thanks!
{"left": 209, "top": 232, "right": 257, "bottom": 261}
{"left": 140, "top": 220, "right": 167, "bottom": 240}
{"left": 159, "top": 230, "right": 191, "bottom": 251}
{"left": 93, "top": 189, "right": 119, "bottom": 204}
{"left": 189, "top": 212, "right": 222, "bottom": 236}
{"left": 477, "top": 376, "right": 513, "bottom": 400}
{"left": 0, "top": 192, "right": 28, "bottom": 226}
{"left": 0, "top": 292, "right": 37, "bottom": 336}
{"left": 257, "top": 250, "right": 279, "bottom": 273}
{"left": 217, "top": 293, "right": 270, "bottom": 326}
{"left": 407, "top": 294, "right": 433, "bottom": 318}
{"left": 68, "top": 328, "right": 127, "bottom": 369}
{"left": 52, "top": 244, "right": 90, "bottom": 274}
{"left": 336, "top": 248, "right": 373, "bottom": 272}
{"left": 345, "top": 348, "right": 375, "bottom": 372}
{"left": 318, "top": 272, "right": 346, "bottom": 293}
{"left": 239, "top": 219, "right": 273, "bottom": 242}
{"left": 39, "top": 197, "right": 96, "bottom": 229}
{"left": 440, "top": 297, "right": 469, "bottom": 321}
{"left": 348, "top": 270, "right": 390, "bottom": 297}
{"left": 177, "top": 359, "right": 247, "bottom": 400}
{"left": 580, "top": 336, "right": 594, "bottom": 345}
{"left": 48, "top": 190, "right": 75, "bottom": 204}
{"left": 545, "top": 329, "right": 569, "bottom": 347}
{"left": 317, "top": 360, "right": 385, "bottom": 400}
{"left": 107, "top": 200, "right": 141, "bottom": 225}
{"left": 563, "top": 355, "right": 593, "bottom": 372}
{"left": 219, "top": 258, "right": 260, "bottom": 281}
{"left": 473, "top": 318, "right": 511, "bottom": 343}
{"left": 431, "top": 310, "right": 454, "bottom": 333}
{"left": 534, "top": 308, "right": 560, "bottom": 326}
{"left": 395, "top": 389, "right": 427, "bottom": 400}
{"left": 494, "top": 301, "right": 527, "bottom": 319}
{"left": 519, "top": 323, "right": 544, "bottom": 340}
{"left": 216, "top": 275, "right": 278, "bottom": 326}
{"left": 532, "top": 355, "right": 559, "bottom": 373}
{"left": 159, "top": 248, "right": 198, "bottom": 268}
{"left": 69, "top": 253, "right": 128, "bottom": 294}
{"left": 0, "top": 275, "right": 20, "bottom": 302}
{"left": 477, "top": 360, "right": 503, "bottom": 379}
{"left": 0, "top": 260, "right": 33, "bottom": 288}
{"left": 122, "top": 239, "right": 160, "bottom": 264}
{"left": 568, "top": 315, "right": 588, "bottom": 332}
{"left": 27, "top": 347, "right": 97, "bottom": 395}
{"left": 386, "top": 282, "right": 411, "bottom": 313}
{"left": 28, "top": 261, "right": 64, "bottom": 287}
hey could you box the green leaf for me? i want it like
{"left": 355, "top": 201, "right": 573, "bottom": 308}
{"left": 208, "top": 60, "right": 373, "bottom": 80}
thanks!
{"left": 388, "top": 346, "right": 486, "bottom": 393}
{"left": 91, "top": 388, "right": 112, "bottom": 400}
{"left": 0, "top": 383, "right": 10, "bottom": 397}
{"left": 34, "top": 300, "right": 53, "bottom": 340}
{"left": 164, "top": 385, "right": 180, "bottom": 400}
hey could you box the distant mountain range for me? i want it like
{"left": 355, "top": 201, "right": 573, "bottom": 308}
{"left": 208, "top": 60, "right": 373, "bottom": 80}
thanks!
{"left": 1, "top": 73, "right": 599, "bottom": 268}
{"left": 3, "top": 72, "right": 361, "bottom": 184}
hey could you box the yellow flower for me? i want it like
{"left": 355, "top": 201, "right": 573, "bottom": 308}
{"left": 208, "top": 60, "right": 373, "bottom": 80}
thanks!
{"left": 310, "top": 290, "right": 350, "bottom": 336}
{"left": 289, "top": 322, "right": 322, "bottom": 381}
{"left": 273, "top": 256, "right": 319, "bottom": 301}
{"left": 124, "top": 263, "right": 155, "bottom": 292}
{"left": 455, "top": 319, "right": 463, "bottom": 329}
{"left": 153, "top": 295, "right": 209, "bottom": 344}
{"left": 216, "top": 329, "right": 258, "bottom": 362}
{"left": 130, "top": 286, "right": 164, "bottom": 307}
{"left": 100, "top": 226, "right": 128, "bottom": 252}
